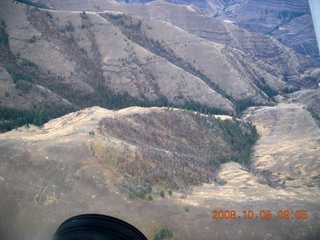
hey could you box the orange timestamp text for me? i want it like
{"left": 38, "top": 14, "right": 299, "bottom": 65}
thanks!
{"left": 212, "top": 210, "right": 308, "bottom": 220}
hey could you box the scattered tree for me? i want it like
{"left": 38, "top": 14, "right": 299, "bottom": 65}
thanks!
{"left": 80, "top": 11, "right": 88, "bottom": 19}
{"left": 160, "top": 190, "right": 165, "bottom": 198}
{"left": 65, "top": 21, "right": 74, "bottom": 32}
{"left": 153, "top": 227, "right": 173, "bottom": 240}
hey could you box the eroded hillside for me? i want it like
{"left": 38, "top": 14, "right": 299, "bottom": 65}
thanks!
{"left": 34, "top": 0, "right": 319, "bottom": 79}
{"left": 1, "top": 0, "right": 319, "bottom": 133}
{"left": 0, "top": 1, "right": 236, "bottom": 127}
{"left": 126, "top": 0, "right": 319, "bottom": 57}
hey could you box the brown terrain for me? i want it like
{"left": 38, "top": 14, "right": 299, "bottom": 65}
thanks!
{"left": 1, "top": 0, "right": 320, "bottom": 115}
{"left": 0, "top": 106, "right": 320, "bottom": 239}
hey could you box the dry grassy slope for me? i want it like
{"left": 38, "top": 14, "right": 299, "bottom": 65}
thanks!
{"left": 271, "top": 13, "right": 318, "bottom": 56}
{"left": 42, "top": 106, "right": 253, "bottom": 189}
{"left": 0, "top": 3, "right": 77, "bottom": 81}
{"left": 89, "top": 12, "right": 234, "bottom": 110}
{"left": 150, "top": 0, "right": 318, "bottom": 57}
{"left": 0, "top": 66, "right": 71, "bottom": 111}
{"left": 0, "top": 1, "right": 95, "bottom": 111}
{"left": 2, "top": 1, "right": 318, "bottom": 112}
{"left": 36, "top": 0, "right": 317, "bottom": 79}
{"left": 287, "top": 89, "right": 320, "bottom": 114}
{"left": 0, "top": 0, "right": 234, "bottom": 113}
{"left": 0, "top": 106, "right": 319, "bottom": 240}
{"left": 135, "top": 17, "right": 272, "bottom": 102}
{"left": 112, "top": 1, "right": 313, "bottom": 76}
{"left": 244, "top": 103, "right": 320, "bottom": 188}
{"left": 0, "top": 2, "right": 73, "bottom": 111}
{"left": 215, "top": 0, "right": 319, "bottom": 57}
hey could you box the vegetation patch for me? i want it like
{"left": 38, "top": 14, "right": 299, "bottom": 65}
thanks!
{"left": 283, "top": 86, "right": 300, "bottom": 94}
{"left": 307, "top": 107, "right": 320, "bottom": 126}
{"left": 6, "top": 67, "right": 35, "bottom": 83}
{"left": 0, "top": 105, "right": 75, "bottom": 132}
{"left": 255, "top": 78, "right": 278, "bottom": 99}
{"left": 0, "top": 20, "right": 8, "bottom": 45}
{"left": 278, "top": 11, "right": 305, "bottom": 24}
{"left": 122, "top": 176, "right": 152, "bottom": 200}
{"left": 15, "top": 80, "right": 33, "bottom": 94}
{"left": 98, "top": 109, "right": 258, "bottom": 190}
{"left": 15, "top": 0, "right": 47, "bottom": 8}
{"left": 153, "top": 227, "right": 174, "bottom": 240}
{"left": 65, "top": 21, "right": 74, "bottom": 32}
{"left": 21, "top": 58, "right": 38, "bottom": 69}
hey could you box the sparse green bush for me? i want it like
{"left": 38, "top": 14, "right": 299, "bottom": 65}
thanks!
{"left": 45, "top": 11, "right": 52, "bottom": 19}
{"left": 256, "top": 78, "right": 278, "bottom": 99}
{"left": 283, "top": 86, "right": 300, "bottom": 94}
{"left": 6, "top": 67, "right": 35, "bottom": 83}
{"left": 122, "top": 178, "right": 152, "bottom": 199}
{"left": 137, "top": 191, "right": 145, "bottom": 199}
{"left": 15, "top": 80, "right": 33, "bottom": 94}
{"left": 1, "top": 20, "right": 6, "bottom": 28}
{"left": 80, "top": 47, "right": 86, "bottom": 54}
{"left": 153, "top": 227, "right": 173, "bottom": 240}
{"left": 160, "top": 190, "right": 165, "bottom": 198}
{"left": 128, "top": 191, "right": 134, "bottom": 199}
{"left": 148, "top": 195, "right": 153, "bottom": 201}
{"left": 146, "top": 184, "right": 152, "bottom": 194}
{"left": 168, "top": 189, "right": 172, "bottom": 196}
{"left": 65, "top": 21, "right": 74, "bottom": 32}
{"left": 0, "top": 24, "right": 9, "bottom": 45}
{"left": 28, "top": 35, "right": 36, "bottom": 43}
{"left": 184, "top": 207, "right": 189, "bottom": 212}
{"left": 89, "top": 130, "right": 95, "bottom": 136}
{"left": 22, "top": 58, "right": 38, "bottom": 68}
{"left": 307, "top": 107, "right": 320, "bottom": 125}
{"left": 80, "top": 11, "right": 88, "bottom": 19}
